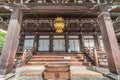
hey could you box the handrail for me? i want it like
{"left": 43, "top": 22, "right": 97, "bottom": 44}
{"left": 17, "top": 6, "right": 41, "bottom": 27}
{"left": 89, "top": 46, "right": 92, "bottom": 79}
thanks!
{"left": 83, "top": 47, "right": 98, "bottom": 67}
{"left": 83, "top": 47, "right": 94, "bottom": 61}
{"left": 21, "top": 47, "right": 35, "bottom": 66}
{"left": 97, "top": 51, "right": 108, "bottom": 68}
{"left": 93, "top": 48, "right": 99, "bottom": 68}
{"left": 83, "top": 47, "right": 109, "bottom": 68}
{"left": 98, "top": 57, "right": 108, "bottom": 67}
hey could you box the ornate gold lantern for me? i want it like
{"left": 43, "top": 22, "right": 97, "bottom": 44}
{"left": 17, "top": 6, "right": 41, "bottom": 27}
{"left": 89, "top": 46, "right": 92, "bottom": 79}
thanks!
{"left": 54, "top": 17, "right": 64, "bottom": 33}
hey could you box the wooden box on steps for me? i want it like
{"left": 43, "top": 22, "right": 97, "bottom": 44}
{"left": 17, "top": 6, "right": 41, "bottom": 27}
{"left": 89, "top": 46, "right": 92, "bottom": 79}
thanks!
{"left": 43, "top": 63, "right": 70, "bottom": 80}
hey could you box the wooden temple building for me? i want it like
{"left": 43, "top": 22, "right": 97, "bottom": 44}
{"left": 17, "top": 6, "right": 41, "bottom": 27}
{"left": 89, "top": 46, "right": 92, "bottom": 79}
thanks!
{"left": 0, "top": 0, "right": 120, "bottom": 79}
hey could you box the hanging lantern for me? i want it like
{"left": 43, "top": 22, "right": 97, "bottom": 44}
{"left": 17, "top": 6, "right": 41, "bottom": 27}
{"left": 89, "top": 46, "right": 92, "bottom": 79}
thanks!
{"left": 54, "top": 17, "right": 64, "bottom": 33}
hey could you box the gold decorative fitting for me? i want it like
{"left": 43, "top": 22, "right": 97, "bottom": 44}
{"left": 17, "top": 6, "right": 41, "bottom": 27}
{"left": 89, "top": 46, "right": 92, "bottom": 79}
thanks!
{"left": 55, "top": 17, "right": 64, "bottom": 22}
{"left": 54, "top": 17, "right": 64, "bottom": 33}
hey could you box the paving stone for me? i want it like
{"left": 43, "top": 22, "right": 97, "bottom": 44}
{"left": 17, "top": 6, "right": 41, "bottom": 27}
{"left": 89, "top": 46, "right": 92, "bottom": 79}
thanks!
{"left": 12, "top": 76, "right": 110, "bottom": 80}
{"left": 71, "top": 76, "right": 109, "bottom": 80}
{"left": 13, "top": 76, "right": 43, "bottom": 80}
{"left": 12, "top": 66, "right": 112, "bottom": 80}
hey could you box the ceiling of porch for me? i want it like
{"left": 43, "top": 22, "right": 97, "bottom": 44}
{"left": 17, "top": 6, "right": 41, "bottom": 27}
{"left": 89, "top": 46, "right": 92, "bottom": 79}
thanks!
{"left": 0, "top": 0, "right": 119, "bottom": 32}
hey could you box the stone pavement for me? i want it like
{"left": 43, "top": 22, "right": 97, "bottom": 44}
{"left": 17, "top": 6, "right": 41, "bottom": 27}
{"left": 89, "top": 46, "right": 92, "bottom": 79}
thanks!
{"left": 0, "top": 66, "right": 115, "bottom": 80}
{"left": 11, "top": 76, "right": 110, "bottom": 80}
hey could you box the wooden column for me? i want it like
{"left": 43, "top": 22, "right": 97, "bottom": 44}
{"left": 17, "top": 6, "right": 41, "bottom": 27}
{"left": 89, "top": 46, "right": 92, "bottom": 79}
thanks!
{"left": 19, "top": 33, "right": 25, "bottom": 51}
{"left": 34, "top": 33, "right": 39, "bottom": 52}
{"left": 94, "top": 32, "right": 100, "bottom": 51}
{"left": 0, "top": 6, "right": 23, "bottom": 75}
{"left": 17, "top": 32, "right": 24, "bottom": 52}
{"left": 79, "top": 32, "right": 84, "bottom": 50}
{"left": 49, "top": 32, "right": 53, "bottom": 52}
{"left": 65, "top": 32, "right": 69, "bottom": 52}
{"left": 36, "top": 34, "right": 39, "bottom": 52}
{"left": 98, "top": 4, "right": 120, "bottom": 75}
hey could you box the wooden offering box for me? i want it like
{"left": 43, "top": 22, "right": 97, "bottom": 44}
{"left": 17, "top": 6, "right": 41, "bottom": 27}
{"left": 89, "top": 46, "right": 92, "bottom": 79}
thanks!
{"left": 43, "top": 63, "right": 70, "bottom": 80}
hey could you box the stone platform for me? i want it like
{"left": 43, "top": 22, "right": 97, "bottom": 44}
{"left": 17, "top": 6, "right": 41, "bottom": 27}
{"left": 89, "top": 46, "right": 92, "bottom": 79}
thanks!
{"left": 12, "top": 76, "right": 109, "bottom": 80}
{"left": 8, "top": 66, "right": 112, "bottom": 80}
{"left": 1, "top": 65, "right": 116, "bottom": 80}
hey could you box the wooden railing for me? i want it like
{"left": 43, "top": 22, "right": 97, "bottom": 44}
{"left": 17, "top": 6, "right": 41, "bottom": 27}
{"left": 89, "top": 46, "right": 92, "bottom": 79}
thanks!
{"left": 83, "top": 47, "right": 108, "bottom": 68}
{"left": 83, "top": 47, "right": 94, "bottom": 62}
{"left": 15, "top": 47, "right": 35, "bottom": 67}
{"left": 21, "top": 47, "right": 35, "bottom": 66}
{"left": 93, "top": 48, "right": 99, "bottom": 68}
{"left": 83, "top": 47, "right": 98, "bottom": 67}
{"left": 97, "top": 51, "right": 108, "bottom": 68}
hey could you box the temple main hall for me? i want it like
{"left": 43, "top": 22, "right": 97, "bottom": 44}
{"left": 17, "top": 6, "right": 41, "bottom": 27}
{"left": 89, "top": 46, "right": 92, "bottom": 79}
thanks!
{"left": 0, "top": 0, "right": 120, "bottom": 80}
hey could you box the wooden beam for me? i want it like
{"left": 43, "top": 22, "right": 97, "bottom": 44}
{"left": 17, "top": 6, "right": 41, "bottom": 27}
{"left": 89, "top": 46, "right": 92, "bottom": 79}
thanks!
{"left": 0, "top": 6, "right": 23, "bottom": 75}
{"left": 19, "top": 3, "right": 97, "bottom": 12}
{"left": 98, "top": 4, "right": 120, "bottom": 75}
{"left": 20, "top": 3, "right": 119, "bottom": 13}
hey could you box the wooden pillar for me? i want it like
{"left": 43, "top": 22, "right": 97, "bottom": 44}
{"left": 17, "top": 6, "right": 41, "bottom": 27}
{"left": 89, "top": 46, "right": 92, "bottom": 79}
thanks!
{"left": 19, "top": 33, "right": 25, "bottom": 51}
{"left": 65, "top": 32, "right": 69, "bottom": 52}
{"left": 49, "top": 32, "right": 53, "bottom": 52}
{"left": 0, "top": 6, "right": 23, "bottom": 75}
{"left": 36, "top": 34, "right": 39, "bottom": 52}
{"left": 20, "top": 34, "right": 25, "bottom": 51}
{"left": 98, "top": 4, "right": 120, "bottom": 75}
{"left": 94, "top": 32, "right": 101, "bottom": 51}
{"left": 34, "top": 33, "right": 39, "bottom": 52}
{"left": 79, "top": 32, "right": 84, "bottom": 50}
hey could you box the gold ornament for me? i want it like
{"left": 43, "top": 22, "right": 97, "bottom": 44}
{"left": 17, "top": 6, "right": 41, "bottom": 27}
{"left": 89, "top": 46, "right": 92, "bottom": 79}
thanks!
{"left": 54, "top": 17, "right": 64, "bottom": 33}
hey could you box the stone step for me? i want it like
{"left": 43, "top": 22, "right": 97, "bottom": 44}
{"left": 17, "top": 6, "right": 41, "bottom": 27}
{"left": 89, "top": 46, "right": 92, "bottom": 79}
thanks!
{"left": 31, "top": 56, "right": 84, "bottom": 59}
{"left": 31, "top": 56, "right": 82, "bottom": 58}
{"left": 32, "top": 55, "right": 83, "bottom": 57}
{"left": 30, "top": 56, "right": 87, "bottom": 61}
{"left": 27, "top": 62, "right": 91, "bottom": 66}
{"left": 30, "top": 58, "right": 78, "bottom": 60}
{"left": 29, "top": 59, "right": 83, "bottom": 62}
{"left": 31, "top": 57, "right": 84, "bottom": 60}
{"left": 27, "top": 53, "right": 91, "bottom": 66}
{"left": 34, "top": 53, "right": 84, "bottom": 56}
{"left": 31, "top": 57, "right": 83, "bottom": 60}
{"left": 28, "top": 60, "right": 82, "bottom": 63}
{"left": 36, "top": 52, "right": 84, "bottom": 55}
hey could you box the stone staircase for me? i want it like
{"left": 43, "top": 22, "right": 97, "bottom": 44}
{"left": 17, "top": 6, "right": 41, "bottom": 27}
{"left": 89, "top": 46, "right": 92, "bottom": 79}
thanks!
{"left": 13, "top": 53, "right": 107, "bottom": 80}
{"left": 27, "top": 53, "right": 91, "bottom": 66}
